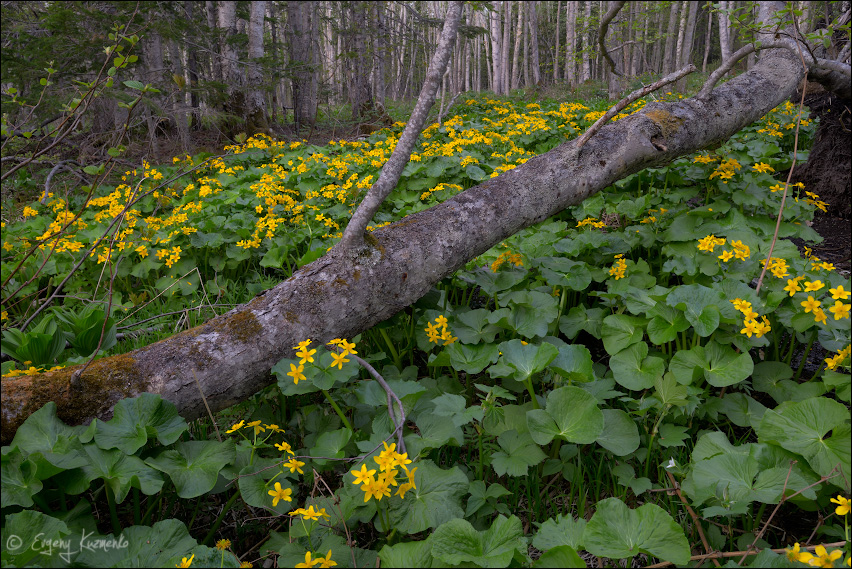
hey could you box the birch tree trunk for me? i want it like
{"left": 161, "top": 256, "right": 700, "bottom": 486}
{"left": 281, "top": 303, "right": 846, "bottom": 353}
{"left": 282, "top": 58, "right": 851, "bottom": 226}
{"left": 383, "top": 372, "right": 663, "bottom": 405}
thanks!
{"left": 530, "top": 1, "right": 541, "bottom": 85}
{"left": 512, "top": 2, "right": 524, "bottom": 90}
{"left": 662, "top": 1, "right": 681, "bottom": 73}
{"left": 502, "top": 1, "right": 512, "bottom": 93}
{"left": 554, "top": 0, "right": 561, "bottom": 83}
{"left": 286, "top": 1, "right": 319, "bottom": 129}
{"left": 246, "top": 0, "right": 269, "bottom": 135}
{"left": 702, "top": 4, "right": 713, "bottom": 72}
{"left": 676, "top": 1, "right": 699, "bottom": 91}
{"left": 565, "top": 1, "right": 577, "bottom": 85}
{"left": 581, "top": 1, "right": 592, "bottom": 81}
{"left": 718, "top": 0, "right": 732, "bottom": 63}
{"left": 0, "top": 3, "right": 833, "bottom": 445}
{"left": 490, "top": 1, "right": 503, "bottom": 94}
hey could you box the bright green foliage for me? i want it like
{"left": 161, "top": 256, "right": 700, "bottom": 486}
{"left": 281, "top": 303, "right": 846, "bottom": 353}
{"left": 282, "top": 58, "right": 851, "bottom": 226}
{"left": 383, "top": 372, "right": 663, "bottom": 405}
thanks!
{"left": 2, "top": 92, "right": 850, "bottom": 567}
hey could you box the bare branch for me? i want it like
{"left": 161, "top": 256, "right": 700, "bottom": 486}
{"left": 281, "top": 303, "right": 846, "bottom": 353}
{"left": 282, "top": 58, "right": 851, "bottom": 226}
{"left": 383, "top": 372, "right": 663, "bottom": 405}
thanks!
{"left": 337, "top": 1, "right": 463, "bottom": 253}
{"left": 598, "top": 1, "right": 628, "bottom": 76}
{"left": 576, "top": 64, "right": 697, "bottom": 149}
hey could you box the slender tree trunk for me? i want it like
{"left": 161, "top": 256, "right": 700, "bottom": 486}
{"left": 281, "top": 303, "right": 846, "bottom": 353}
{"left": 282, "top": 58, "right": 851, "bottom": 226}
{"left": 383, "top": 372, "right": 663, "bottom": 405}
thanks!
{"left": 530, "top": 1, "right": 541, "bottom": 85}
{"left": 554, "top": 0, "right": 561, "bottom": 83}
{"left": 246, "top": 0, "right": 269, "bottom": 135}
{"left": 490, "top": 0, "right": 503, "bottom": 94}
{"left": 702, "top": 3, "right": 713, "bottom": 72}
{"left": 512, "top": 2, "right": 523, "bottom": 89}
{"left": 286, "top": 1, "right": 319, "bottom": 130}
{"left": 662, "top": 1, "right": 681, "bottom": 73}
{"left": 676, "top": 1, "right": 699, "bottom": 91}
{"left": 718, "top": 0, "right": 732, "bottom": 63}
{"left": 502, "top": 0, "right": 512, "bottom": 93}
{"left": 565, "top": 1, "right": 577, "bottom": 85}
{"left": 581, "top": 1, "right": 592, "bottom": 81}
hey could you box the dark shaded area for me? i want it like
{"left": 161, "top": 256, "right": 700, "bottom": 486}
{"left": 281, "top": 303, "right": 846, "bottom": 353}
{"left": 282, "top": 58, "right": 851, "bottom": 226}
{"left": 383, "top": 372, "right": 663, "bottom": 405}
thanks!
{"left": 790, "top": 86, "right": 852, "bottom": 219}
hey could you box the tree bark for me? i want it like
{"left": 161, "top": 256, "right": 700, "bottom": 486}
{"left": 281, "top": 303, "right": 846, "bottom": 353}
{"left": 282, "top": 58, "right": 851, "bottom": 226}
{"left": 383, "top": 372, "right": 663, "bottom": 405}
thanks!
{"left": 530, "top": 1, "right": 541, "bottom": 85}
{"left": 511, "top": 1, "right": 524, "bottom": 90}
{"left": 286, "top": 0, "right": 319, "bottom": 129}
{"left": 581, "top": 1, "right": 592, "bottom": 81}
{"left": 565, "top": 1, "right": 577, "bottom": 85}
{"left": 246, "top": 0, "right": 269, "bottom": 136}
{"left": 718, "top": 0, "right": 732, "bottom": 63}
{"left": 1, "top": 5, "right": 816, "bottom": 443}
{"left": 662, "top": 0, "right": 681, "bottom": 73}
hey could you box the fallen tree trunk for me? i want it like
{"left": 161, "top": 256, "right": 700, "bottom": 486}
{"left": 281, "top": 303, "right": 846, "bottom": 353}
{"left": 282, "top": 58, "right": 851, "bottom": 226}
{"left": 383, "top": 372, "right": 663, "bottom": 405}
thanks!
{"left": 0, "top": 30, "right": 811, "bottom": 444}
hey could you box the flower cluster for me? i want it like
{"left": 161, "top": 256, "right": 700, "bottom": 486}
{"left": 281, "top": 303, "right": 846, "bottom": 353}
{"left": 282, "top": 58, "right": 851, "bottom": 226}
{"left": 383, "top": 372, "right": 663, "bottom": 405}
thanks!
{"left": 576, "top": 217, "right": 607, "bottom": 229}
{"left": 350, "top": 442, "right": 416, "bottom": 502}
{"left": 708, "top": 157, "right": 741, "bottom": 183}
{"left": 285, "top": 338, "right": 358, "bottom": 384}
{"left": 825, "top": 345, "right": 851, "bottom": 371}
{"left": 425, "top": 315, "right": 457, "bottom": 345}
{"left": 295, "top": 550, "right": 336, "bottom": 568}
{"left": 289, "top": 505, "right": 330, "bottom": 521}
{"left": 491, "top": 249, "right": 524, "bottom": 272}
{"left": 786, "top": 543, "right": 846, "bottom": 567}
{"left": 731, "top": 298, "right": 771, "bottom": 339}
{"left": 609, "top": 254, "right": 627, "bottom": 280}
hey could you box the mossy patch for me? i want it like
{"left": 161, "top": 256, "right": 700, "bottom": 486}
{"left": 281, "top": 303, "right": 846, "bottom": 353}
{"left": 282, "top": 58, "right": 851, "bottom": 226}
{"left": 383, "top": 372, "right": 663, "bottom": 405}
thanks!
{"left": 644, "top": 108, "right": 684, "bottom": 139}
{"left": 220, "top": 309, "right": 263, "bottom": 343}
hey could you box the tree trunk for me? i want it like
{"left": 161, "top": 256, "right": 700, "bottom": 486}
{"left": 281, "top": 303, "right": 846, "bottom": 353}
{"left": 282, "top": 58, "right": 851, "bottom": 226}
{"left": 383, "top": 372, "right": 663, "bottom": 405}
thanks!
{"left": 581, "top": 1, "right": 592, "bottom": 81}
{"left": 565, "top": 1, "right": 577, "bottom": 85}
{"left": 1, "top": 9, "right": 813, "bottom": 442}
{"left": 530, "top": 1, "right": 541, "bottom": 85}
{"left": 502, "top": 1, "right": 512, "bottom": 93}
{"left": 246, "top": 0, "right": 269, "bottom": 136}
{"left": 347, "top": 2, "right": 373, "bottom": 122}
{"left": 286, "top": 0, "right": 319, "bottom": 130}
{"left": 511, "top": 1, "right": 524, "bottom": 90}
{"left": 490, "top": 0, "right": 502, "bottom": 94}
{"left": 676, "top": 1, "right": 699, "bottom": 91}
{"left": 662, "top": 1, "right": 681, "bottom": 73}
{"left": 718, "top": 0, "right": 732, "bottom": 63}
{"left": 554, "top": 0, "right": 561, "bottom": 83}
{"left": 702, "top": 3, "right": 713, "bottom": 72}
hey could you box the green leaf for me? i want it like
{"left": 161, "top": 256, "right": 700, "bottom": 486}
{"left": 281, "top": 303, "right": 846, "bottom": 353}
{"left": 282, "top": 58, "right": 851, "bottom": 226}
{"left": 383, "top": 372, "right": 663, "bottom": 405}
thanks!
{"left": 1, "top": 448, "right": 42, "bottom": 507}
{"left": 532, "top": 514, "right": 586, "bottom": 550}
{"left": 445, "top": 342, "right": 500, "bottom": 374}
{"left": 532, "top": 546, "right": 586, "bottom": 568}
{"left": 491, "top": 430, "right": 547, "bottom": 477}
{"left": 454, "top": 309, "right": 502, "bottom": 344}
{"left": 497, "top": 340, "right": 558, "bottom": 380}
{"left": 657, "top": 423, "right": 689, "bottom": 448}
{"left": 583, "top": 497, "right": 690, "bottom": 565}
{"left": 1, "top": 510, "right": 70, "bottom": 567}
{"left": 758, "top": 397, "right": 851, "bottom": 489}
{"left": 431, "top": 393, "right": 484, "bottom": 427}
{"left": 145, "top": 441, "right": 234, "bottom": 498}
{"left": 549, "top": 344, "right": 594, "bottom": 383}
{"left": 387, "top": 460, "right": 469, "bottom": 534}
{"left": 310, "top": 428, "right": 352, "bottom": 466}
{"left": 92, "top": 393, "right": 187, "bottom": 454}
{"left": 430, "top": 515, "right": 526, "bottom": 568}
{"left": 526, "top": 386, "right": 603, "bottom": 445}
{"left": 595, "top": 409, "right": 640, "bottom": 456}
{"left": 78, "top": 444, "right": 164, "bottom": 503}
{"left": 667, "top": 284, "right": 734, "bottom": 337}
{"left": 704, "top": 341, "right": 753, "bottom": 387}
{"left": 601, "top": 314, "right": 646, "bottom": 355}
{"left": 379, "top": 541, "right": 437, "bottom": 568}
{"left": 123, "top": 79, "right": 144, "bottom": 90}
{"left": 609, "top": 342, "right": 665, "bottom": 390}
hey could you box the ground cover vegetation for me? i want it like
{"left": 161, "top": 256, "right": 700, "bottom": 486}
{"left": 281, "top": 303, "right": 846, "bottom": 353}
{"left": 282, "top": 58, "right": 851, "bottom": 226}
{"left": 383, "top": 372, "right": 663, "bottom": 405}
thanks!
{"left": 2, "top": 83, "right": 851, "bottom": 567}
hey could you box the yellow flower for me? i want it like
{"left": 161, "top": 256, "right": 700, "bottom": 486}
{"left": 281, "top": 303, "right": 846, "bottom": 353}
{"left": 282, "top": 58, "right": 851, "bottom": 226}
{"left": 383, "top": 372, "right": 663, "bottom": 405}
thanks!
{"left": 804, "top": 280, "right": 824, "bottom": 292}
{"left": 786, "top": 543, "right": 810, "bottom": 563}
{"left": 814, "top": 308, "right": 828, "bottom": 325}
{"left": 295, "top": 551, "right": 319, "bottom": 568}
{"left": 226, "top": 420, "right": 245, "bottom": 433}
{"left": 295, "top": 505, "right": 329, "bottom": 521}
{"left": 831, "top": 495, "right": 851, "bottom": 516}
{"left": 296, "top": 346, "right": 317, "bottom": 364}
{"left": 285, "top": 458, "right": 305, "bottom": 474}
{"left": 288, "top": 363, "right": 306, "bottom": 384}
{"left": 809, "top": 545, "right": 842, "bottom": 568}
{"left": 801, "top": 296, "right": 821, "bottom": 314}
{"left": 246, "top": 420, "right": 264, "bottom": 434}
{"left": 216, "top": 539, "right": 231, "bottom": 550}
{"left": 338, "top": 339, "right": 358, "bottom": 355}
{"left": 317, "top": 550, "right": 337, "bottom": 568}
{"left": 784, "top": 279, "right": 802, "bottom": 297}
{"left": 294, "top": 339, "right": 312, "bottom": 351}
{"left": 718, "top": 249, "right": 734, "bottom": 262}
{"left": 396, "top": 482, "right": 414, "bottom": 499}
{"left": 752, "top": 162, "right": 774, "bottom": 174}
{"left": 829, "top": 285, "right": 850, "bottom": 300}
{"left": 175, "top": 553, "right": 195, "bottom": 568}
{"left": 268, "top": 482, "right": 292, "bottom": 507}
{"left": 351, "top": 463, "right": 377, "bottom": 485}
{"left": 275, "top": 441, "right": 295, "bottom": 455}
{"left": 329, "top": 351, "right": 349, "bottom": 370}
{"left": 240, "top": 562, "right": 253, "bottom": 568}
{"left": 435, "top": 315, "right": 448, "bottom": 327}
{"left": 829, "top": 301, "right": 851, "bottom": 320}
{"left": 740, "top": 319, "right": 758, "bottom": 338}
